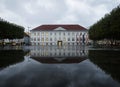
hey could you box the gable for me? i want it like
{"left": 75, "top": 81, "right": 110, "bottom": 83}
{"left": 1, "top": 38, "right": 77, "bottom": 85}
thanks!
{"left": 54, "top": 27, "right": 66, "bottom": 31}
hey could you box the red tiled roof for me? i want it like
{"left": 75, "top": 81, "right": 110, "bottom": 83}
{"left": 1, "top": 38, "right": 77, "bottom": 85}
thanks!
{"left": 31, "top": 24, "right": 87, "bottom": 31}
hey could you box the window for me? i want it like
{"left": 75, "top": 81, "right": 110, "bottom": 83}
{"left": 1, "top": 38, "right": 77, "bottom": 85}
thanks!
{"left": 77, "top": 32, "right": 79, "bottom": 35}
{"left": 63, "top": 32, "right": 65, "bottom": 35}
{"left": 37, "top": 32, "right": 40, "bottom": 36}
{"left": 59, "top": 52, "right": 61, "bottom": 56}
{"left": 80, "top": 33, "right": 82, "bottom": 36}
{"left": 72, "top": 32, "right": 74, "bottom": 35}
{"left": 42, "top": 32, "right": 44, "bottom": 36}
{"left": 41, "top": 38, "right": 44, "bottom": 41}
{"left": 72, "top": 38, "right": 74, "bottom": 41}
{"left": 46, "top": 32, "right": 48, "bottom": 36}
{"left": 50, "top": 38, "right": 52, "bottom": 41}
{"left": 34, "top": 38, "right": 36, "bottom": 41}
{"left": 50, "top": 32, "right": 52, "bottom": 35}
{"left": 54, "top": 38, "right": 57, "bottom": 41}
{"left": 77, "top": 38, "right": 79, "bottom": 41}
{"left": 63, "top": 37, "right": 66, "bottom": 41}
{"left": 68, "top": 32, "right": 70, "bottom": 35}
{"left": 46, "top": 43, "right": 48, "bottom": 45}
{"left": 59, "top": 32, "right": 61, "bottom": 35}
{"left": 68, "top": 38, "right": 70, "bottom": 41}
{"left": 46, "top": 38, "right": 48, "bottom": 41}
{"left": 37, "top": 38, "right": 40, "bottom": 41}
{"left": 31, "top": 38, "right": 33, "bottom": 41}
{"left": 84, "top": 33, "right": 86, "bottom": 35}
{"left": 55, "top": 52, "right": 56, "bottom": 56}
{"left": 59, "top": 37, "right": 61, "bottom": 40}
{"left": 34, "top": 32, "right": 36, "bottom": 36}
{"left": 63, "top": 53, "right": 65, "bottom": 56}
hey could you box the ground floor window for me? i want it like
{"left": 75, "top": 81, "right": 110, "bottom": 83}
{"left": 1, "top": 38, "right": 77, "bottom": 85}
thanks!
{"left": 46, "top": 43, "right": 48, "bottom": 45}
{"left": 42, "top": 43, "right": 44, "bottom": 45}
{"left": 77, "top": 43, "right": 79, "bottom": 45}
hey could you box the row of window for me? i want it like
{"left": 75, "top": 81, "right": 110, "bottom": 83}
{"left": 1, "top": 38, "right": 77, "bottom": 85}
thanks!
{"left": 32, "top": 32, "right": 86, "bottom": 36}
{"left": 31, "top": 37, "right": 76, "bottom": 41}
{"left": 31, "top": 51, "right": 87, "bottom": 56}
{"left": 32, "top": 42, "right": 83, "bottom": 45}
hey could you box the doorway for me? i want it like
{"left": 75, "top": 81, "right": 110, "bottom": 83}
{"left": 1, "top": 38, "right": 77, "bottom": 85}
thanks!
{"left": 57, "top": 41, "right": 62, "bottom": 46}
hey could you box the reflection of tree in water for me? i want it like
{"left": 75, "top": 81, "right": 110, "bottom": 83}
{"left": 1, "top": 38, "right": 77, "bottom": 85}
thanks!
{"left": 0, "top": 50, "right": 25, "bottom": 69}
{"left": 89, "top": 50, "right": 120, "bottom": 82}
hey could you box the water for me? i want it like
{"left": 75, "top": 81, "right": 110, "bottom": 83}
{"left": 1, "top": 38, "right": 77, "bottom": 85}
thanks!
{"left": 0, "top": 46, "right": 120, "bottom": 87}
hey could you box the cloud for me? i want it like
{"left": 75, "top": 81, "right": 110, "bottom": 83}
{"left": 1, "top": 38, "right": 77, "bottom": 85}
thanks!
{"left": 58, "top": 0, "right": 119, "bottom": 27}
{"left": 0, "top": 0, "right": 120, "bottom": 31}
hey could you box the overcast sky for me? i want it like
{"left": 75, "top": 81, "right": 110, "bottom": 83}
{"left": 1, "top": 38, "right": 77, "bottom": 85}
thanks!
{"left": 0, "top": 0, "right": 120, "bottom": 31}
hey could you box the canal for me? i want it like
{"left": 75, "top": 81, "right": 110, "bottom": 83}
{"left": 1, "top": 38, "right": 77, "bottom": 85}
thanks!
{"left": 0, "top": 46, "right": 120, "bottom": 87}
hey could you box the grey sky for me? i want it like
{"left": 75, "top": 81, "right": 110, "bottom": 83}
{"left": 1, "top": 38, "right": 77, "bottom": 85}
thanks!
{"left": 0, "top": 0, "right": 120, "bottom": 31}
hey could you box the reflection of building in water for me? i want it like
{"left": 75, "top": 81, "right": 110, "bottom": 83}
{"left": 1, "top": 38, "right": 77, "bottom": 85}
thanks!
{"left": 30, "top": 46, "right": 88, "bottom": 57}
{"left": 30, "top": 46, "right": 88, "bottom": 63}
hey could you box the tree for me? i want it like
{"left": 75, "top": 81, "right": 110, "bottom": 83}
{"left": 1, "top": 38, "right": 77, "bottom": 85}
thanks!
{"left": 89, "top": 5, "right": 120, "bottom": 46}
{"left": 0, "top": 18, "right": 24, "bottom": 41}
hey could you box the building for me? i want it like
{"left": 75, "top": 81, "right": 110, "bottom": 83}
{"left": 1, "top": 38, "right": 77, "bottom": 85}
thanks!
{"left": 30, "top": 24, "right": 88, "bottom": 46}
{"left": 24, "top": 32, "right": 30, "bottom": 45}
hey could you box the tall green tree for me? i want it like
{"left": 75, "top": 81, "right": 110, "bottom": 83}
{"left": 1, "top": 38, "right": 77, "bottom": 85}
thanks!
{"left": 89, "top": 5, "right": 120, "bottom": 45}
{"left": 0, "top": 18, "right": 24, "bottom": 40}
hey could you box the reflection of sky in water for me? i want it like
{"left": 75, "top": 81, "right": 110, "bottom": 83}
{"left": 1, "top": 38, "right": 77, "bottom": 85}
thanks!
{"left": 0, "top": 46, "right": 120, "bottom": 87}
{"left": 0, "top": 56, "right": 120, "bottom": 87}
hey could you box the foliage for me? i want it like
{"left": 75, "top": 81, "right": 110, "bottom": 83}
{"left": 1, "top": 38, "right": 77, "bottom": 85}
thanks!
{"left": 89, "top": 5, "right": 120, "bottom": 42}
{"left": 0, "top": 18, "right": 24, "bottom": 40}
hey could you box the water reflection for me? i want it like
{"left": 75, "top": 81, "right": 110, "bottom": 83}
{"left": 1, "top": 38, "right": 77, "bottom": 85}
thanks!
{"left": 0, "top": 49, "right": 29, "bottom": 70}
{"left": 30, "top": 46, "right": 88, "bottom": 63}
{"left": 89, "top": 50, "right": 120, "bottom": 83}
{"left": 0, "top": 46, "right": 120, "bottom": 87}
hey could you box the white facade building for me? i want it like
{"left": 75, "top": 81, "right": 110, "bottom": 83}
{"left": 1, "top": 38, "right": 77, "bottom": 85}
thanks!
{"left": 30, "top": 25, "right": 88, "bottom": 46}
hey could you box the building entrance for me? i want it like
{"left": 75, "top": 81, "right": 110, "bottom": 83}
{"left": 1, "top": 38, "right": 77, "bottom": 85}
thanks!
{"left": 57, "top": 41, "right": 62, "bottom": 46}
